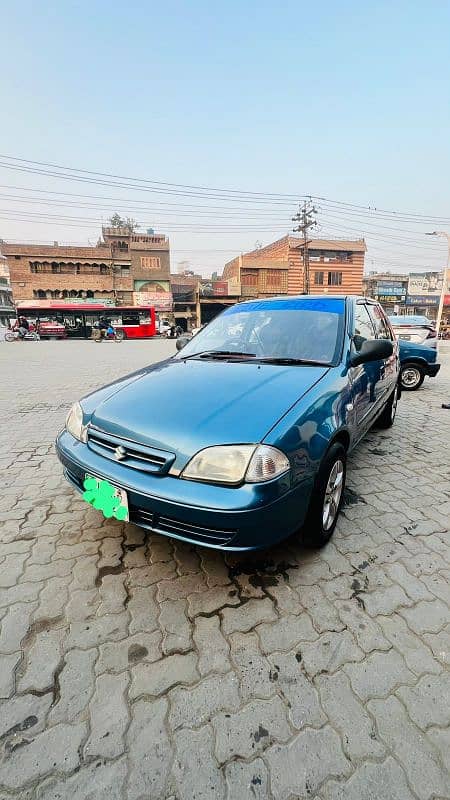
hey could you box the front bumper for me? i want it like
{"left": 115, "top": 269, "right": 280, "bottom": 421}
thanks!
{"left": 56, "top": 431, "right": 313, "bottom": 550}
{"left": 425, "top": 363, "right": 440, "bottom": 378}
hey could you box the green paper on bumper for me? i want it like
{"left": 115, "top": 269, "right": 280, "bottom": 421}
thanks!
{"left": 83, "top": 475, "right": 129, "bottom": 521}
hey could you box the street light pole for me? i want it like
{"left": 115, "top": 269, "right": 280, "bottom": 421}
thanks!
{"left": 425, "top": 231, "right": 449, "bottom": 336}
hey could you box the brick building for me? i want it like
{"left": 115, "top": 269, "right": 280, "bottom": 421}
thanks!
{"left": 223, "top": 236, "right": 366, "bottom": 299}
{"left": 1, "top": 227, "right": 171, "bottom": 309}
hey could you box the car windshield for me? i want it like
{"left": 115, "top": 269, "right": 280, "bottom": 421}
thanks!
{"left": 176, "top": 297, "right": 345, "bottom": 365}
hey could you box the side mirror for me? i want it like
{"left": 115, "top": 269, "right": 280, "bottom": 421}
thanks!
{"left": 350, "top": 338, "right": 393, "bottom": 367}
{"left": 176, "top": 335, "right": 191, "bottom": 351}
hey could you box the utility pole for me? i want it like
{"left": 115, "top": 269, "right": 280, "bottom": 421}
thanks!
{"left": 425, "top": 231, "right": 449, "bottom": 336}
{"left": 292, "top": 201, "right": 317, "bottom": 294}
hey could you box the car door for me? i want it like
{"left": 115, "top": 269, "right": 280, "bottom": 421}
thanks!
{"left": 366, "top": 302, "right": 397, "bottom": 404}
{"left": 350, "top": 301, "right": 382, "bottom": 429}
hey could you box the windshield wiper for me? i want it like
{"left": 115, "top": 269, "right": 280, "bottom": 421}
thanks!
{"left": 255, "top": 357, "right": 329, "bottom": 366}
{"left": 183, "top": 350, "right": 257, "bottom": 360}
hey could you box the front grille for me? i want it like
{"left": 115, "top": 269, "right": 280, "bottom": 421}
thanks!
{"left": 130, "top": 507, "right": 235, "bottom": 546}
{"left": 87, "top": 427, "right": 175, "bottom": 475}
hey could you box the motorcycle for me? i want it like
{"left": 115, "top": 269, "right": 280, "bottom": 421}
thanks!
{"left": 92, "top": 326, "right": 124, "bottom": 342}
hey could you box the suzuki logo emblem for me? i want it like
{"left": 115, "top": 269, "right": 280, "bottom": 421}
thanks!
{"left": 114, "top": 445, "right": 127, "bottom": 461}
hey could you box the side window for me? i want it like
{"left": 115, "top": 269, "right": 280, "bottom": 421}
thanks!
{"left": 353, "top": 303, "right": 375, "bottom": 352}
{"left": 367, "top": 304, "right": 393, "bottom": 340}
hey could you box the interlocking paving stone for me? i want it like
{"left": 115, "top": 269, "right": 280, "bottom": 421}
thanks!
{"left": 130, "top": 651, "right": 199, "bottom": 698}
{"left": 316, "top": 671, "right": 385, "bottom": 759}
{"left": 224, "top": 757, "right": 268, "bottom": 800}
{"left": 268, "top": 651, "right": 326, "bottom": 729}
{"left": 84, "top": 672, "right": 129, "bottom": 759}
{"left": 322, "top": 757, "right": 417, "bottom": 800}
{"left": 172, "top": 725, "right": 225, "bottom": 800}
{"left": 229, "top": 631, "right": 277, "bottom": 700}
{"left": 368, "top": 695, "right": 450, "bottom": 800}
{"left": 344, "top": 645, "right": 416, "bottom": 701}
{"left": 126, "top": 697, "right": 172, "bottom": 800}
{"left": 266, "top": 726, "right": 351, "bottom": 800}
{"left": 221, "top": 597, "right": 277, "bottom": 635}
{"left": 159, "top": 598, "right": 192, "bottom": 654}
{"left": 213, "top": 696, "right": 292, "bottom": 762}
{"left": 49, "top": 648, "right": 97, "bottom": 724}
{"left": 299, "top": 629, "right": 365, "bottom": 677}
{"left": 36, "top": 757, "right": 128, "bottom": 800}
{"left": 193, "top": 615, "right": 231, "bottom": 675}
{"left": 0, "top": 722, "right": 86, "bottom": 789}
{"left": 168, "top": 670, "right": 240, "bottom": 729}
{"left": 396, "top": 673, "right": 450, "bottom": 729}
{"left": 1, "top": 340, "right": 449, "bottom": 799}
{"left": 256, "top": 612, "right": 318, "bottom": 653}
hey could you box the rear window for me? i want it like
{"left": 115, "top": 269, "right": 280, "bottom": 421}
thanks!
{"left": 388, "top": 316, "right": 432, "bottom": 327}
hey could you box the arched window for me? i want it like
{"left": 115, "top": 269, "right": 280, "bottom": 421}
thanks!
{"left": 36, "top": 289, "right": 46, "bottom": 299}
{"left": 86, "top": 290, "right": 94, "bottom": 298}
{"left": 61, "top": 290, "right": 68, "bottom": 299}
{"left": 69, "top": 290, "right": 78, "bottom": 298}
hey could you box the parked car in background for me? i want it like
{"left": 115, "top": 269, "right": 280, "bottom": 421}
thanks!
{"left": 57, "top": 296, "right": 399, "bottom": 551}
{"left": 398, "top": 339, "right": 440, "bottom": 390}
{"left": 388, "top": 315, "right": 437, "bottom": 348}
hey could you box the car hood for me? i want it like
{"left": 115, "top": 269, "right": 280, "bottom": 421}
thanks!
{"left": 88, "top": 358, "right": 328, "bottom": 465}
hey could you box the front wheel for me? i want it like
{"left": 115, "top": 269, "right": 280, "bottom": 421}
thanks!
{"left": 5, "top": 331, "right": 15, "bottom": 342}
{"left": 302, "top": 442, "right": 347, "bottom": 547}
{"left": 115, "top": 329, "right": 125, "bottom": 341}
{"left": 400, "top": 363, "right": 425, "bottom": 391}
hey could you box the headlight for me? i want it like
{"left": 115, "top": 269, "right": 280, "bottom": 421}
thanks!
{"left": 65, "top": 402, "right": 87, "bottom": 442}
{"left": 181, "top": 444, "right": 289, "bottom": 485}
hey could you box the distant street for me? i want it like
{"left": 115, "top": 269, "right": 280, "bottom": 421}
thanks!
{"left": 0, "top": 339, "right": 449, "bottom": 799}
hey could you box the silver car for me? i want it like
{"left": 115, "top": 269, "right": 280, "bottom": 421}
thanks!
{"left": 388, "top": 315, "right": 437, "bottom": 348}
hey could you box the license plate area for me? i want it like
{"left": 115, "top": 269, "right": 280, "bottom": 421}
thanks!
{"left": 83, "top": 474, "right": 129, "bottom": 521}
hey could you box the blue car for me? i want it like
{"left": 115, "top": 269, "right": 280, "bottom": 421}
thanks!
{"left": 56, "top": 295, "right": 399, "bottom": 551}
{"left": 398, "top": 339, "right": 440, "bottom": 390}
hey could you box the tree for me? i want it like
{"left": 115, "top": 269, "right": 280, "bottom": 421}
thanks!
{"left": 108, "top": 213, "right": 139, "bottom": 232}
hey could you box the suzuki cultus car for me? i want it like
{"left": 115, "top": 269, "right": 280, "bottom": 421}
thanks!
{"left": 57, "top": 296, "right": 399, "bottom": 550}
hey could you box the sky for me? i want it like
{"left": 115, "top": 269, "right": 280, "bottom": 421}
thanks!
{"left": 1, "top": 0, "right": 449, "bottom": 275}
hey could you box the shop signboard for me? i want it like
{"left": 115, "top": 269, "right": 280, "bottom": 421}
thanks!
{"left": 199, "top": 279, "right": 241, "bottom": 297}
{"left": 133, "top": 291, "right": 173, "bottom": 311}
{"left": 405, "top": 295, "right": 440, "bottom": 306}
{"left": 407, "top": 272, "right": 443, "bottom": 296}
{"left": 375, "top": 294, "right": 406, "bottom": 303}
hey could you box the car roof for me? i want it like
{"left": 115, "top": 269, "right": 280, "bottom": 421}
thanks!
{"left": 236, "top": 294, "right": 363, "bottom": 307}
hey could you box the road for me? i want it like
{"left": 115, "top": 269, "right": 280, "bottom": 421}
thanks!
{"left": 0, "top": 339, "right": 449, "bottom": 799}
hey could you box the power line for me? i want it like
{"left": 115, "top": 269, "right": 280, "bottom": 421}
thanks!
{"left": 1, "top": 154, "right": 450, "bottom": 222}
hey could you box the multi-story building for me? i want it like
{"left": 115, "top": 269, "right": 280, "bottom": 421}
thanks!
{"left": 0, "top": 254, "right": 15, "bottom": 327}
{"left": 223, "top": 236, "right": 366, "bottom": 299}
{"left": 1, "top": 227, "right": 171, "bottom": 310}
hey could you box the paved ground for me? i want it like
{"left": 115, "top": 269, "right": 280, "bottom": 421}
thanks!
{"left": 0, "top": 339, "right": 449, "bottom": 800}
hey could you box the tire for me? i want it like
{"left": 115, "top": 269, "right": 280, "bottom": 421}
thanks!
{"left": 92, "top": 330, "right": 102, "bottom": 342}
{"left": 400, "top": 362, "right": 425, "bottom": 391}
{"left": 376, "top": 384, "right": 399, "bottom": 429}
{"left": 116, "top": 329, "right": 125, "bottom": 341}
{"left": 5, "top": 331, "right": 15, "bottom": 342}
{"left": 302, "top": 442, "right": 347, "bottom": 547}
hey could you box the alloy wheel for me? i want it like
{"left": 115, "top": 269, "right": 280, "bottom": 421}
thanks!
{"left": 322, "top": 459, "right": 344, "bottom": 531}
